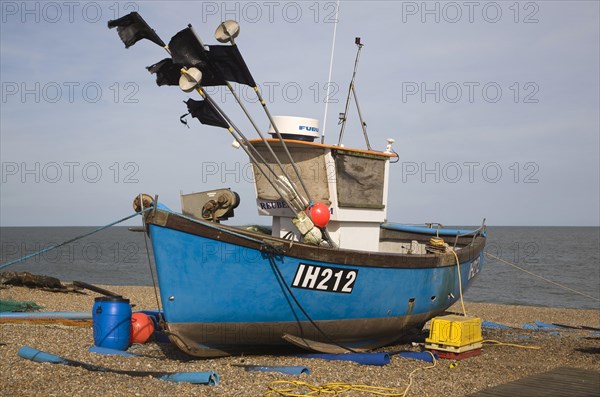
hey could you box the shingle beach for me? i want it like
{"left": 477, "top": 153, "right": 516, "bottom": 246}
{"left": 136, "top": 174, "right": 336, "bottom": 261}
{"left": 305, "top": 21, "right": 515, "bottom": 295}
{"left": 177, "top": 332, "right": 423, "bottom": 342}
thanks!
{"left": 1, "top": 285, "right": 598, "bottom": 396}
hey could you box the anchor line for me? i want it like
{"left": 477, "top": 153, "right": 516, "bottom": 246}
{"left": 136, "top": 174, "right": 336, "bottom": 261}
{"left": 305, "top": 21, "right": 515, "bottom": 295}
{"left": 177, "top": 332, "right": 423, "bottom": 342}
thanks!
{"left": 264, "top": 247, "right": 357, "bottom": 354}
{"left": 139, "top": 196, "right": 163, "bottom": 321}
{"left": 485, "top": 253, "right": 600, "bottom": 302}
{"left": 428, "top": 237, "right": 467, "bottom": 316}
{"left": 0, "top": 209, "right": 152, "bottom": 271}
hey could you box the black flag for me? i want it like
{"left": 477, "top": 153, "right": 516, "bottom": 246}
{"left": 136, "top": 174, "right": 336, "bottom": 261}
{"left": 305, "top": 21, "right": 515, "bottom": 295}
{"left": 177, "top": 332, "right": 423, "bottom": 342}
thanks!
{"left": 108, "top": 12, "right": 165, "bottom": 48}
{"left": 168, "top": 28, "right": 227, "bottom": 86}
{"left": 185, "top": 99, "right": 229, "bottom": 129}
{"left": 207, "top": 45, "right": 257, "bottom": 87}
{"left": 168, "top": 27, "right": 207, "bottom": 67}
{"left": 146, "top": 58, "right": 181, "bottom": 86}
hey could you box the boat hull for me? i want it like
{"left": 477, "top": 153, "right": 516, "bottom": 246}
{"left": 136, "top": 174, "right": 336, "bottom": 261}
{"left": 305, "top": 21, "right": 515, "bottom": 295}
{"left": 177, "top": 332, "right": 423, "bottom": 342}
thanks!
{"left": 146, "top": 209, "right": 485, "bottom": 357}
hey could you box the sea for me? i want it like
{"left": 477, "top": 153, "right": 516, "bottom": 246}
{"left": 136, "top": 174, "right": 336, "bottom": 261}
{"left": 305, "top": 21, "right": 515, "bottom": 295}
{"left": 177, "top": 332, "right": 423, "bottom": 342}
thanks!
{"left": 0, "top": 226, "right": 598, "bottom": 310}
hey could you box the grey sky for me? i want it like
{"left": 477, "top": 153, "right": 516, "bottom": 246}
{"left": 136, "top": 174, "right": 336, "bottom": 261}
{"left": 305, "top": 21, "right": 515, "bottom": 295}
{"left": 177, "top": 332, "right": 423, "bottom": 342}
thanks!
{"left": 1, "top": 1, "right": 598, "bottom": 226}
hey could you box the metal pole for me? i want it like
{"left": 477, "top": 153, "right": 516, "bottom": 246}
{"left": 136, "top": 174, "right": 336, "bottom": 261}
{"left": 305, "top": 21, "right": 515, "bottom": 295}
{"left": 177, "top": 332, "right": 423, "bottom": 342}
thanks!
{"left": 194, "top": 86, "right": 304, "bottom": 214}
{"left": 187, "top": 25, "right": 304, "bottom": 201}
{"left": 337, "top": 38, "right": 363, "bottom": 147}
{"left": 226, "top": 35, "right": 314, "bottom": 205}
{"left": 351, "top": 84, "right": 371, "bottom": 150}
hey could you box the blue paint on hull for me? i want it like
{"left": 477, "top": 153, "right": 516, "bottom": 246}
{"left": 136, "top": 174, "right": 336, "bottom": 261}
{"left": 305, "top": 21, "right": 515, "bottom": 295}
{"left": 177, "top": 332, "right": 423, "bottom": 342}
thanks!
{"left": 149, "top": 223, "right": 484, "bottom": 327}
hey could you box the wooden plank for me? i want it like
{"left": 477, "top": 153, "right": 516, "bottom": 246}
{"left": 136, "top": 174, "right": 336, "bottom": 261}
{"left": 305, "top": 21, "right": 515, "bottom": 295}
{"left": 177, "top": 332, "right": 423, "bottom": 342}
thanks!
{"left": 469, "top": 367, "right": 600, "bottom": 397}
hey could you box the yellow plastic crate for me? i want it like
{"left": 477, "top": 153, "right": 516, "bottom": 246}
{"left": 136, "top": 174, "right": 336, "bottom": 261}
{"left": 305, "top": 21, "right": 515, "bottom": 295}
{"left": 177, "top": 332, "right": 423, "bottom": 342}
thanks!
{"left": 425, "top": 315, "right": 483, "bottom": 349}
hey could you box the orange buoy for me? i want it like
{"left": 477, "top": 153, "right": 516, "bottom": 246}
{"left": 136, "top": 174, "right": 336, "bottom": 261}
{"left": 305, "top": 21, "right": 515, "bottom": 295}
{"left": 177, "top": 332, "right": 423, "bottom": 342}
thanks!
{"left": 308, "top": 202, "right": 331, "bottom": 228}
{"left": 130, "top": 312, "right": 154, "bottom": 344}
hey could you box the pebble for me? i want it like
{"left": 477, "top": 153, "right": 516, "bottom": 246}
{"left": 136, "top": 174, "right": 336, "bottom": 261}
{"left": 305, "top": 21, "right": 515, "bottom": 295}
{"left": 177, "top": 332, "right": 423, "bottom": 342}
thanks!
{"left": 1, "top": 285, "right": 598, "bottom": 396}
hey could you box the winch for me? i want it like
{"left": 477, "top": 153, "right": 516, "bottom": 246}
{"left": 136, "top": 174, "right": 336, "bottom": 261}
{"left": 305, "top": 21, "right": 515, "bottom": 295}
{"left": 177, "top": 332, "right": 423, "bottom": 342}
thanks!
{"left": 180, "top": 188, "right": 240, "bottom": 222}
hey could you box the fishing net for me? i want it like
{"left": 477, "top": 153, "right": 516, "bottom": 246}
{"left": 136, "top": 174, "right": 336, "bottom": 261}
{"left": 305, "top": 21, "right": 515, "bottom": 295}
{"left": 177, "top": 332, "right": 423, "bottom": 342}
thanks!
{"left": 0, "top": 299, "right": 44, "bottom": 312}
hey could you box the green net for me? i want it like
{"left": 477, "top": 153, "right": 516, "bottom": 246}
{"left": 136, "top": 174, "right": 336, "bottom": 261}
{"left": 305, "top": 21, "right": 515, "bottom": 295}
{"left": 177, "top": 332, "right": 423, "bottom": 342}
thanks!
{"left": 0, "top": 299, "right": 44, "bottom": 312}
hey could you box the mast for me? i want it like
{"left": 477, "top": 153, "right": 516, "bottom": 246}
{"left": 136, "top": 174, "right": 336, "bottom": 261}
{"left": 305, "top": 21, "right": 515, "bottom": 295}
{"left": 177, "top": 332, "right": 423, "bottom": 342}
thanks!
{"left": 337, "top": 37, "right": 372, "bottom": 150}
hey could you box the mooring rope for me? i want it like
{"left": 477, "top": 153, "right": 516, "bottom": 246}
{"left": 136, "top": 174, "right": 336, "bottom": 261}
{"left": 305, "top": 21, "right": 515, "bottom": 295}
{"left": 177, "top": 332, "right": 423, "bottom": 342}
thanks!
{"left": 428, "top": 237, "right": 467, "bottom": 316}
{"left": 138, "top": 198, "right": 163, "bottom": 320}
{"left": 0, "top": 209, "right": 151, "bottom": 271}
{"left": 265, "top": 249, "right": 357, "bottom": 354}
{"left": 485, "top": 253, "right": 600, "bottom": 302}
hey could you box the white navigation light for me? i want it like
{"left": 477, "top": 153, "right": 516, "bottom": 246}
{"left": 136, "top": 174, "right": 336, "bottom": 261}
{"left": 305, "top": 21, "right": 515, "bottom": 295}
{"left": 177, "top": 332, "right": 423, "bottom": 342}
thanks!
{"left": 268, "top": 116, "right": 320, "bottom": 142}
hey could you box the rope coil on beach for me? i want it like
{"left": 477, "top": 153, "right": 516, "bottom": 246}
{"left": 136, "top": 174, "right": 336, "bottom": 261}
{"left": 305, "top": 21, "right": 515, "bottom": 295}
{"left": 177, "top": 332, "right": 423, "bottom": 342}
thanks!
{"left": 264, "top": 381, "right": 406, "bottom": 396}
{"left": 264, "top": 352, "right": 437, "bottom": 397}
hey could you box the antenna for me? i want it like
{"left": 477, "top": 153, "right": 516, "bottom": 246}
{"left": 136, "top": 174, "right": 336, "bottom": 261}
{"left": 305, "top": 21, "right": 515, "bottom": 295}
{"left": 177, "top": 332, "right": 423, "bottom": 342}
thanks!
{"left": 321, "top": 0, "right": 340, "bottom": 144}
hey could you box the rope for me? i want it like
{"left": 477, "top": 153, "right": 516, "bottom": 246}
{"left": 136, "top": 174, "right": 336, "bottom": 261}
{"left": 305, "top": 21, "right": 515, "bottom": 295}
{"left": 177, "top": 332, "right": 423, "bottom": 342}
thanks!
{"left": 264, "top": 352, "right": 437, "bottom": 397}
{"left": 0, "top": 209, "right": 151, "bottom": 271}
{"left": 264, "top": 381, "right": 406, "bottom": 396}
{"left": 427, "top": 237, "right": 467, "bottom": 316}
{"left": 451, "top": 249, "right": 467, "bottom": 316}
{"left": 139, "top": 197, "right": 163, "bottom": 320}
{"left": 485, "top": 253, "right": 600, "bottom": 302}
{"left": 483, "top": 339, "right": 541, "bottom": 350}
{"left": 265, "top": 251, "right": 357, "bottom": 354}
{"left": 399, "top": 351, "right": 437, "bottom": 397}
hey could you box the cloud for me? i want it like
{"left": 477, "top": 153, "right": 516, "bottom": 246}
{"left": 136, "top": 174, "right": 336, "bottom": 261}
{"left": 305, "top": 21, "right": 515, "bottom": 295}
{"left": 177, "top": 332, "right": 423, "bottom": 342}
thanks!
{"left": 1, "top": 1, "right": 598, "bottom": 226}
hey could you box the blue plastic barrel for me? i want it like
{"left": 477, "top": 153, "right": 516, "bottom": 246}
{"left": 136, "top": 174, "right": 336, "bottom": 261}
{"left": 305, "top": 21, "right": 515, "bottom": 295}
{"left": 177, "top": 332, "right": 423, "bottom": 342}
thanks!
{"left": 92, "top": 296, "right": 131, "bottom": 350}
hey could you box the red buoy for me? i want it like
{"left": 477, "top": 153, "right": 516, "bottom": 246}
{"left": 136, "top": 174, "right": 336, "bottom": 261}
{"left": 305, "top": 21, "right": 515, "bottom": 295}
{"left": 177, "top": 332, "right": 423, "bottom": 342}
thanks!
{"left": 130, "top": 312, "right": 154, "bottom": 344}
{"left": 308, "top": 202, "right": 331, "bottom": 228}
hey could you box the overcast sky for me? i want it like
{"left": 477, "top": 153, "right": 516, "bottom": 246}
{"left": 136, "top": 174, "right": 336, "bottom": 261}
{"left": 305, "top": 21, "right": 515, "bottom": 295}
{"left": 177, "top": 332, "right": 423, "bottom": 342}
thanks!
{"left": 1, "top": 1, "right": 598, "bottom": 227}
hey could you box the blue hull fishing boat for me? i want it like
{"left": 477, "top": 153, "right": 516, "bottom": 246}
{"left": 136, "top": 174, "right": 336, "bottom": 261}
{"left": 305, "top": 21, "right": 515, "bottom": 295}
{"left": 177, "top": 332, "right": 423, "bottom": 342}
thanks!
{"left": 109, "top": 14, "right": 486, "bottom": 357}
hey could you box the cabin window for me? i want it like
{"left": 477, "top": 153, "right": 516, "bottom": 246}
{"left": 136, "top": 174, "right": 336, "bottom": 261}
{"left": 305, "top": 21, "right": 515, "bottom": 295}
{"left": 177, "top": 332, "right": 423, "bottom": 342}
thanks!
{"left": 334, "top": 151, "right": 386, "bottom": 209}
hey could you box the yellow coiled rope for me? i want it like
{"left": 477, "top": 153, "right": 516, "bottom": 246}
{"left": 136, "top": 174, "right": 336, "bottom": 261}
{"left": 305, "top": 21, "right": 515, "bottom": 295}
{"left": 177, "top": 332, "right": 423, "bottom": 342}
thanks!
{"left": 264, "top": 381, "right": 406, "bottom": 396}
{"left": 264, "top": 352, "right": 438, "bottom": 397}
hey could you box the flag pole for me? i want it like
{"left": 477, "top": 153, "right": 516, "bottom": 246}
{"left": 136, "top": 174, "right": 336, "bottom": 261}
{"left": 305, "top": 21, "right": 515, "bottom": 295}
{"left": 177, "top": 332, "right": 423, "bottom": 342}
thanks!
{"left": 108, "top": 13, "right": 334, "bottom": 246}
{"left": 219, "top": 27, "right": 314, "bottom": 205}
{"left": 216, "top": 22, "right": 337, "bottom": 248}
{"left": 106, "top": 16, "right": 303, "bottom": 215}
{"left": 187, "top": 24, "right": 307, "bottom": 207}
{"left": 188, "top": 82, "right": 305, "bottom": 214}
